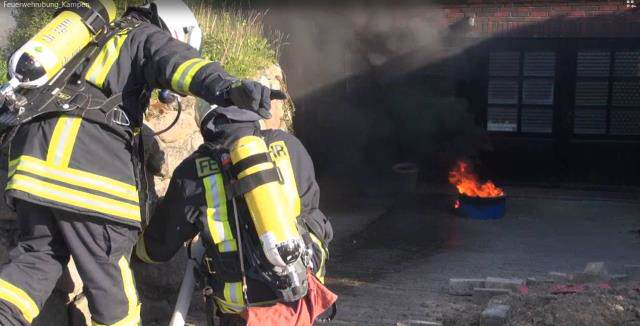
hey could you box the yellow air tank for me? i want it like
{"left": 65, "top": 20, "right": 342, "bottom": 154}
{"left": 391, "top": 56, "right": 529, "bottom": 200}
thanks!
{"left": 8, "top": 0, "right": 116, "bottom": 89}
{"left": 230, "top": 135, "right": 304, "bottom": 268}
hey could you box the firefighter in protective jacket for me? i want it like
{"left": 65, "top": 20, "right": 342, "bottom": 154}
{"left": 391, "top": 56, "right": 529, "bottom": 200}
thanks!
{"left": 0, "top": 1, "right": 276, "bottom": 325}
{"left": 135, "top": 100, "right": 333, "bottom": 325}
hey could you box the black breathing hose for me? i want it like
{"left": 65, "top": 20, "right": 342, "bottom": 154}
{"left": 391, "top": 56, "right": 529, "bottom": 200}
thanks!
{"left": 146, "top": 88, "right": 288, "bottom": 137}
{"left": 145, "top": 89, "right": 182, "bottom": 137}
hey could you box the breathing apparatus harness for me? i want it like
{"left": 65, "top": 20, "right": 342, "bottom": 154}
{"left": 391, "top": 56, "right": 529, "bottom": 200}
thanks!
{"left": 0, "top": 6, "right": 180, "bottom": 224}
{"left": 0, "top": 5, "right": 182, "bottom": 146}
{"left": 195, "top": 125, "right": 319, "bottom": 319}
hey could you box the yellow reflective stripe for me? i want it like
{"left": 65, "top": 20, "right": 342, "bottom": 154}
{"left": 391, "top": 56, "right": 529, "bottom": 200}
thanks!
{"left": 181, "top": 60, "right": 210, "bottom": 94}
{"left": 0, "top": 278, "right": 39, "bottom": 323}
{"left": 12, "top": 155, "right": 138, "bottom": 202}
{"left": 118, "top": 256, "right": 140, "bottom": 326}
{"left": 217, "top": 240, "right": 237, "bottom": 253}
{"left": 92, "top": 257, "right": 140, "bottom": 326}
{"left": 134, "top": 236, "right": 157, "bottom": 264}
{"left": 12, "top": 155, "right": 139, "bottom": 202}
{"left": 215, "top": 297, "right": 278, "bottom": 314}
{"left": 171, "top": 58, "right": 211, "bottom": 94}
{"left": 203, "top": 173, "right": 237, "bottom": 252}
{"left": 310, "top": 233, "right": 327, "bottom": 284}
{"left": 98, "top": 0, "right": 117, "bottom": 22}
{"left": 223, "top": 282, "right": 244, "bottom": 308}
{"left": 47, "top": 116, "right": 82, "bottom": 167}
{"left": 85, "top": 33, "right": 129, "bottom": 89}
{"left": 8, "top": 158, "right": 18, "bottom": 177}
{"left": 214, "top": 297, "right": 245, "bottom": 314}
{"left": 7, "top": 174, "right": 141, "bottom": 221}
{"left": 171, "top": 58, "right": 199, "bottom": 93}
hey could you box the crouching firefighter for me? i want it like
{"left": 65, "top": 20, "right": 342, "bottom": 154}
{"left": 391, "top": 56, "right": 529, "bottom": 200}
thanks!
{"left": 135, "top": 99, "right": 336, "bottom": 325}
{"left": 0, "top": 0, "right": 280, "bottom": 325}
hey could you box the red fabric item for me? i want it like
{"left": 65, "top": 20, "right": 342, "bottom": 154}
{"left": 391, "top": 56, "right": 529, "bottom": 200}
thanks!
{"left": 242, "top": 271, "right": 338, "bottom": 326}
{"left": 551, "top": 284, "right": 587, "bottom": 294}
{"left": 598, "top": 283, "right": 612, "bottom": 289}
{"left": 517, "top": 285, "right": 529, "bottom": 295}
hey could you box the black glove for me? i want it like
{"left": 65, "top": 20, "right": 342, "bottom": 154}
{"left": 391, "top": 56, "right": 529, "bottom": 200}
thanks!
{"left": 226, "top": 80, "right": 273, "bottom": 119}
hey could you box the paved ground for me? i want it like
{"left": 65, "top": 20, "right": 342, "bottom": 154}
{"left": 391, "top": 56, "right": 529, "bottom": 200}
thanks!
{"left": 325, "top": 185, "right": 640, "bottom": 325}
{"left": 171, "top": 182, "right": 640, "bottom": 325}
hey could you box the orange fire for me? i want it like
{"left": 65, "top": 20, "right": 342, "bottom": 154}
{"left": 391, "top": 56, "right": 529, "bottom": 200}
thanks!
{"left": 449, "top": 161, "right": 504, "bottom": 198}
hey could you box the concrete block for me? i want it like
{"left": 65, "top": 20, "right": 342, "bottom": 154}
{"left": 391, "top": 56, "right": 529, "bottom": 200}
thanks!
{"left": 584, "top": 262, "right": 608, "bottom": 276}
{"left": 448, "top": 278, "right": 485, "bottom": 296}
{"left": 624, "top": 264, "right": 640, "bottom": 280}
{"left": 610, "top": 274, "right": 629, "bottom": 281}
{"left": 396, "top": 321, "right": 443, "bottom": 326}
{"left": 474, "top": 288, "right": 512, "bottom": 304}
{"left": 573, "top": 272, "right": 610, "bottom": 283}
{"left": 548, "top": 272, "right": 573, "bottom": 282}
{"left": 480, "top": 304, "right": 510, "bottom": 326}
{"left": 485, "top": 277, "right": 526, "bottom": 292}
{"left": 526, "top": 276, "right": 553, "bottom": 285}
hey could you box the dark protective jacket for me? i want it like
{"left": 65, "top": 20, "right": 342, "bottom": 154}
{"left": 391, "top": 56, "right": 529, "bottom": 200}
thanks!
{"left": 5, "top": 13, "right": 236, "bottom": 228}
{"left": 136, "top": 125, "right": 333, "bottom": 314}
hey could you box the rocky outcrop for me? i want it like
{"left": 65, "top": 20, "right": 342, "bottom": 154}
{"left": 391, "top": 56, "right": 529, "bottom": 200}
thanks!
{"left": 144, "top": 64, "right": 290, "bottom": 198}
{"left": 256, "top": 64, "right": 293, "bottom": 131}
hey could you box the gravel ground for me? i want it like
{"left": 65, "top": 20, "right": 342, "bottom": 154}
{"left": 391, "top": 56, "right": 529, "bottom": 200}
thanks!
{"left": 505, "top": 283, "right": 640, "bottom": 326}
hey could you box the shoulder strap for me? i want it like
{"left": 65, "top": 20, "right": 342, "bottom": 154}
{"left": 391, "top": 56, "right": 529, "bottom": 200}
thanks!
{"left": 78, "top": 17, "right": 140, "bottom": 81}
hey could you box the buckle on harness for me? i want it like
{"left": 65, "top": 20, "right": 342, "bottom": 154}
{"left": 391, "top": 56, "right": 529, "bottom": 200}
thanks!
{"left": 109, "top": 107, "right": 131, "bottom": 127}
{"left": 204, "top": 257, "right": 216, "bottom": 275}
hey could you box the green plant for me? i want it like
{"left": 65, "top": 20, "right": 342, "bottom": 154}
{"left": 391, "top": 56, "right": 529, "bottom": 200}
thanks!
{"left": 1, "top": 1, "right": 281, "bottom": 79}
{"left": 1, "top": 1, "right": 287, "bottom": 119}
{"left": 192, "top": 2, "right": 281, "bottom": 78}
{"left": 0, "top": 52, "right": 7, "bottom": 84}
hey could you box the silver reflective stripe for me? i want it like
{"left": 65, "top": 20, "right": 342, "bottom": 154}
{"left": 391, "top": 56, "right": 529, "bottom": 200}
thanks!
{"left": 203, "top": 172, "right": 236, "bottom": 251}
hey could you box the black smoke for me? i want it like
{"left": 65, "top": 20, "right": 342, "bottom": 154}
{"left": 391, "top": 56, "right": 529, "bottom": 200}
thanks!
{"left": 260, "top": 2, "right": 490, "bottom": 187}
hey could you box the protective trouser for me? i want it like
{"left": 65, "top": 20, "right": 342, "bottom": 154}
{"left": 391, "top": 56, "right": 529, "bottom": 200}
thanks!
{"left": 0, "top": 200, "right": 140, "bottom": 325}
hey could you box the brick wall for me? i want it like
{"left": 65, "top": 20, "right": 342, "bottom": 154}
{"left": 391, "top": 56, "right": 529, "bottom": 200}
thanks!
{"left": 442, "top": 1, "right": 640, "bottom": 37}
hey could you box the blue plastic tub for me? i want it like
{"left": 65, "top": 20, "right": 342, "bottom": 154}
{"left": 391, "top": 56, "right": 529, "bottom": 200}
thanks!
{"left": 456, "top": 194, "right": 506, "bottom": 220}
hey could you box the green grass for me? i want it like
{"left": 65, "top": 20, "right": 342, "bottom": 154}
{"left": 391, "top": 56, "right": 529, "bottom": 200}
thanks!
{"left": 191, "top": 1, "right": 281, "bottom": 78}
{"left": 0, "top": 54, "right": 6, "bottom": 84}
{"left": 1, "top": 0, "right": 280, "bottom": 83}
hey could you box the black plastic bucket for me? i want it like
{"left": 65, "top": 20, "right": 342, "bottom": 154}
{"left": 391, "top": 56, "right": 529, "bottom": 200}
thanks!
{"left": 392, "top": 163, "right": 419, "bottom": 194}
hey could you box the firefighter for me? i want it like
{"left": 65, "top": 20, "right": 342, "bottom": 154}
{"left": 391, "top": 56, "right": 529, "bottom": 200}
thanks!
{"left": 0, "top": 1, "right": 277, "bottom": 325}
{"left": 134, "top": 99, "right": 334, "bottom": 325}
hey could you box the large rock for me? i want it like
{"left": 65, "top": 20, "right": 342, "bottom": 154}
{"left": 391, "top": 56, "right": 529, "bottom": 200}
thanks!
{"left": 68, "top": 295, "right": 91, "bottom": 326}
{"left": 56, "top": 258, "right": 84, "bottom": 302}
{"left": 256, "top": 65, "right": 289, "bottom": 131}
{"left": 144, "top": 64, "right": 289, "bottom": 197}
